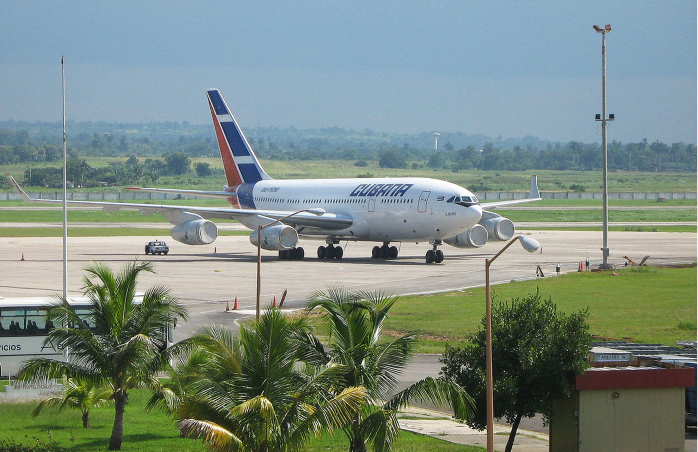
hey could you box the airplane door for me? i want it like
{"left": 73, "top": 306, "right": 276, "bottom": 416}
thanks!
{"left": 417, "top": 191, "right": 430, "bottom": 213}
{"left": 368, "top": 196, "right": 376, "bottom": 212}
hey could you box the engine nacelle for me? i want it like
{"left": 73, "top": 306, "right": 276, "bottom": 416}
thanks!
{"left": 249, "top": 224, "right": 299, "bottom": 251}
{"left": 171, "top": 219, "right": 218, "bottom": 245}
{"left": 444, "top": 224, "right": 488, "bottom": 248}
{"left": 479, "top": 216, "right": 515, "bottom": 242}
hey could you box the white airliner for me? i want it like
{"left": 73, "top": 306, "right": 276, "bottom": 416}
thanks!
{"left": 9, "top": 89, "right": 542, "bottom": 263}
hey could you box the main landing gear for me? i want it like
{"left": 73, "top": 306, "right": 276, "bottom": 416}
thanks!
{"left": 278, "top": 247, "right": 305, "bottom": 260}
{"left": 317, "top": 244, "right": 343, "bottom": 259}
{"left": 372, "top": 242, "right": 399, "bottom": 259}
{"left": 425, "top": 240, "right": 444, "bottom": 264}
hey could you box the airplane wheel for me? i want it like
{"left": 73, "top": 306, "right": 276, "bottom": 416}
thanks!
{"left": 372, "top": 246, "right": 380, "bottom": 259}
{"left": 389, "top": 246, "right": 398, "bottom": 259}
{"left": 317, "top": 246, "right": 326, "bottom": 259}
{"left": 435, "top": 250, "right": 444, "bottom": 263}
{"left": 426, "top": 249, "right": 435, "bottom": 263}
{"left": 293, "top": 247, "right": 305, "bottom": 260}
{"left": 334, "top": 246, "right": 343, "bottom": 259}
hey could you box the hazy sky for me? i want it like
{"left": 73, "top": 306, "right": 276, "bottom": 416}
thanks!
{"left": 1, "top": 1, "right": 695, "bottom": 144}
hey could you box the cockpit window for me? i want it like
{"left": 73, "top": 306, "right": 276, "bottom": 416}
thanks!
{"left": 471, "top": 196, "right": 478, "bottom": 203}
{"left": 446, "top": 196, "right": 456, "bottom": 203}
{"left": 462, "top": 196, "right": 471, "bottom": 203}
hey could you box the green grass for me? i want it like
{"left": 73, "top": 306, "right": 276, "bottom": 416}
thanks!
{"left": 384, "top": 266, "right": 698, "bottom": 353}
{"left": 0, "top": 201, "right": 694, "bottom": 226}
{"left": 0, "top": 389, "right": 206, "bottom": 452}
{"left": 0, "top": 227, "right": 249, "bottom": 238}
{"left": 0, "top": 389, "right": 482, "bottom": 452}
{"left": 304, "top": 428, "right": 483, "bottom": 451}
{"left": 501, "top": 208, "right": 696, "bottom": 223}
{"left": 0, "top": 209, "right": 238, "bottom": 223}
{"left": 3, "top": 159, "right": 697, "bottom": 192}
{"left": 523, "top": 226, "right": 697, "bottom": 233}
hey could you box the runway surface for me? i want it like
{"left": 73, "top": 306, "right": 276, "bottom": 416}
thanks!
{"left": 1, "top": 229, "right": 695, "bottom": 340}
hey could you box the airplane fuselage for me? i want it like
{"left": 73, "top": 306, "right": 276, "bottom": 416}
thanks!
{"left": 234, "top": 177, "right": 483, "bottom": 243}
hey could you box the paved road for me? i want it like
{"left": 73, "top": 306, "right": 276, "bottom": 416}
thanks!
{"left": 1, "top": 229, "right": 695, "bottom": 339}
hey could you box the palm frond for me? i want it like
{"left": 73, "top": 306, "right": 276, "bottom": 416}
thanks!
{"left": 383, "top": 376, "right": 474, "bottom": 421}
{"left": 178, "top": 418, "right": 245, "bottom": 452}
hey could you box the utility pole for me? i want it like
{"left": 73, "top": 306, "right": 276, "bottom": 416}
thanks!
{"left": 593, "top": 24, "right": 614, "bottom": 269}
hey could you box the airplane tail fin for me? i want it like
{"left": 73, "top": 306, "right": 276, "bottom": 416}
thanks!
{"left": 206, "top": 89, "right": 272, "bottom": 187}
{"left": 529, "top": 175, "right": 540, "bottom": 199}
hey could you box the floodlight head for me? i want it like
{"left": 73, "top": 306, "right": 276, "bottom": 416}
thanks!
{"left": 605, "top": 24, "right": 612, "bottom": 32}
{"left": 593, "top": 25, "right": 602, "bottom": 32}
{"left": 518, "top": 235, "right": 541, "bottom": 253}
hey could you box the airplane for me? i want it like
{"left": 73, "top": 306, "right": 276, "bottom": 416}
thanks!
{"left": 9, "top": 89, "right": 542, "bottom": 264}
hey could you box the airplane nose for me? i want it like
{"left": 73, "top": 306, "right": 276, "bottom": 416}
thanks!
{"left": 468, "top": 204, "right": 483, "bottom": 222}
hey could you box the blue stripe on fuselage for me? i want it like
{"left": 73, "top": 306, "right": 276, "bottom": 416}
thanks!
{"left": 236, "top": 183, "right": 256, "bottom": 209}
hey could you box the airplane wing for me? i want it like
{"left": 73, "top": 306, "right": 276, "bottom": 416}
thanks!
{"left": 7, "top": 175, "right": 353, "bottom": 230}
{"left": 124, "top": 186, "right": 238, "bottom": 200}
{"left": 480, "top": 175, "right": 542, "bottom": 209}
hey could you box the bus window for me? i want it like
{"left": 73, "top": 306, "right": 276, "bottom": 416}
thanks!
{"left": 74, "top": 308, "right": 94, "bottom": 329}
{"left": 25, "top": 309, "right": 48, "bottom": 333}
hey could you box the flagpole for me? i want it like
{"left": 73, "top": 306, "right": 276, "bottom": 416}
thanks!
{"left": 61, "top": 56, "right": 68, "bottom": 300}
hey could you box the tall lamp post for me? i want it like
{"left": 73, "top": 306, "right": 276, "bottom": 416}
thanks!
{"left": 256, "top": 208, "right": 325, "bottom": 319}
{"left": 593, "top": 24, "right": 614, "bottom": 269}
{"left": 485, "top": 235, "right": 541, "bottom": 452}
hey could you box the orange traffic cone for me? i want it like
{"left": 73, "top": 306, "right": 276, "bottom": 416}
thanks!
{"left": 226, "top": 299, "right": 231, "bottom": 312}
{"left": 233, "top": 297, "right": 238, "bottom": 310}
{"left": 578, "top": 261, "right": 584, "bottom": 272}
{"left": 272, "top": 296, "right": 277, "bottom": 308}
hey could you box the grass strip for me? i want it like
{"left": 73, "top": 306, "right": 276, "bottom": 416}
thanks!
{"left": 0, "top": 207, "right": 693, "bottom": 224}
{"left": 0, "top": 388, "right": 481, "bottom": 452}
{"left": 0, "top": 227, "right": 249, "bottom": 237}
{"left": 384, "top": 266, "right": 697, "bottom": 353}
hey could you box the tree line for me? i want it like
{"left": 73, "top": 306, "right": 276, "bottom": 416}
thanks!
{"left": 1, "top": 123, "right": 695, "bottom": 178}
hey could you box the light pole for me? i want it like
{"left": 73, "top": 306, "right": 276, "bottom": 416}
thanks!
{"left": 485, "top": 235, "right": 541, "bottom": 452}
{"left": 256, "top": 208, "right": 325, "bottom": 319}
{"left": 593, "top": 24, "right": 614, "bottom": 269}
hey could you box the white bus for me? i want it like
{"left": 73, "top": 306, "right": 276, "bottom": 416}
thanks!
{"left": 0, "top": 295, "right": 174, "bottom": 378}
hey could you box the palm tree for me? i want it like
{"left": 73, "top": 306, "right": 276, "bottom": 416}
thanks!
{"left": 32, "top": 378, "right": 112, "bottom": 428}
{"left": 166, "top": 309, "right": 366, "bottom": 452}
{"left": 17, "top": 260, "right": 188, "bottom": 451}
{"left": 307, "top": 288, "right": 473, "bottom": 452}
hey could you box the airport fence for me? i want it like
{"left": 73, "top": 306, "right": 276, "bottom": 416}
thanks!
{"left": 1, "top": 190, "right": 696, "bottom": 202}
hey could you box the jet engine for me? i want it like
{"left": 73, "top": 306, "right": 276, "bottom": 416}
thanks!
{"left": 479, "top": 213, "right": 515, "bottom": 241}
{"left": 444, "top": 224, "right": 488, "bottom": 248}
{"left": 249, "top": 224, "right": 299, "bottom": 251}
{"left": 171, "top": 218, "right": 218, "bottom": 245}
